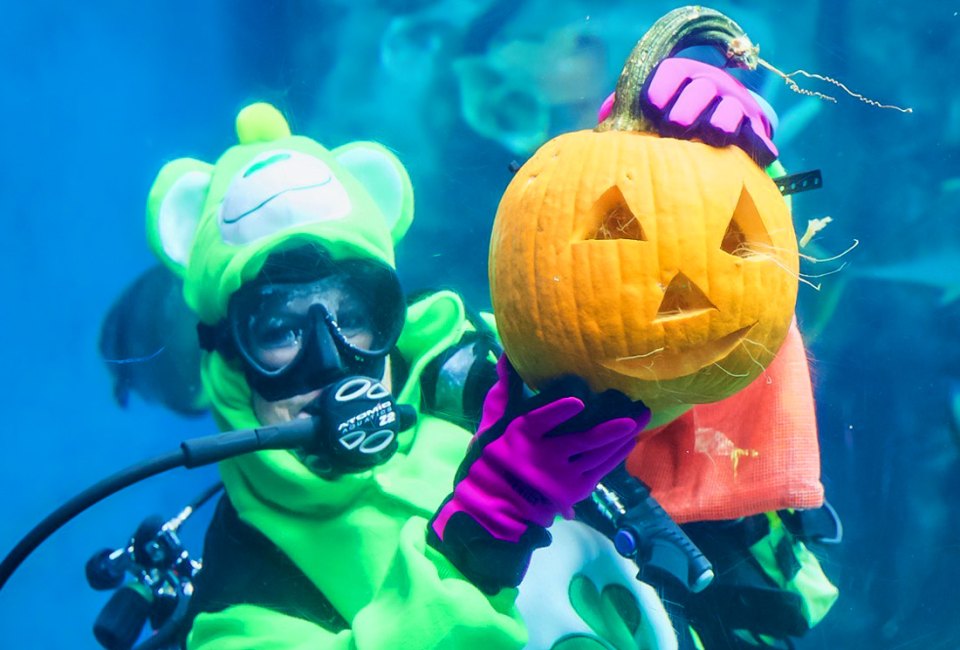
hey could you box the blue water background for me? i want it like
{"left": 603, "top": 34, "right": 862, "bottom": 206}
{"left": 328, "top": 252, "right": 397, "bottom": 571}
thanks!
{"left": 1, "top": 1, "right": 957, "bottom": 648}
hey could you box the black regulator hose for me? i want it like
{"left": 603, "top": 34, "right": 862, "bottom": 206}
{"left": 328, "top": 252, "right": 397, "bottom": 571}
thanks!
{"left": 1, "top": 374, "right": 417, "bottom": 591}
{"left": 0, "top": 417, "right": 318, "bottom": 590}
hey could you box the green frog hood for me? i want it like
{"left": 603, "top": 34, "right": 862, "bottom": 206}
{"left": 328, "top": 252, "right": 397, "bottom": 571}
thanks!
{"left": 144, "top": 102, "right": 414, "bottom": 430}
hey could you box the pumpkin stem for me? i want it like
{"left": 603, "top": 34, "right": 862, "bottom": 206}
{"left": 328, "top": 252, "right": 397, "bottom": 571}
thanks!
{"left": 597, "top": 6, "right": 758, "bottom": 133}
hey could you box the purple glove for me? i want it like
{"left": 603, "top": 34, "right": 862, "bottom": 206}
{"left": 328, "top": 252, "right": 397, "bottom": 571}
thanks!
{"left": 428, "top": 356, "right": 650, "bottom": 593}
{"left": 598, "top": 57, "right": 778, "bottom": 166}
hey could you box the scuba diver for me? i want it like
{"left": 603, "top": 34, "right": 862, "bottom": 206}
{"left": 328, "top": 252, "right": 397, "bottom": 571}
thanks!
{"left": 71, "top": 58, "right": 839, "bottom": 650}
{"left": 119, "top": 100, "right": 654, "bottom": 650}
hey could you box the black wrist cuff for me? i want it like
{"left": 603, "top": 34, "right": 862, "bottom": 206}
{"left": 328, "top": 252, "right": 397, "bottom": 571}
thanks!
{"left": 427, "top": 510, "right": 551, "bottom": 595}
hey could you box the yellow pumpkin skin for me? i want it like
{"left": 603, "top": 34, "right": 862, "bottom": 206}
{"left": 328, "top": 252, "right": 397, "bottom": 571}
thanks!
{"left": 490, "top": 129, "right": 798, "bottom": 420}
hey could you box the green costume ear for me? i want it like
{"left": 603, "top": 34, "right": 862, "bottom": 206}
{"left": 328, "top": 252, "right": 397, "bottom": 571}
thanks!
{"left": 333, "top": 142, "right": 414, "bottom": 244}
{"left": 146, "top": 158, "right": 214, "bottom": 276}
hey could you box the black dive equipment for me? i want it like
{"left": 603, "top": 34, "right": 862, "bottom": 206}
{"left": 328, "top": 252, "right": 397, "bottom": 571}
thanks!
{"left": 0, "top": 376, "right": 416, "bottom": 591}
{"left": 86, "top": 484, "right": 221, "bottom": 650}
{"left": 579, "top": 463, "right": 715, "bottom": 594}
{"left": 420, "top": 331, "right": 500, "bottom": 431}
{"left": 772, "top": 169, "right": 823, "bottom": 196}
{"left": 300, "top": 376, "right": 404, "bottom": 475}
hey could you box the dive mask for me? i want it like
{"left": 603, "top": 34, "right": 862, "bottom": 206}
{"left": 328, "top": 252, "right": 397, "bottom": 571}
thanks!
{"left": 199, "top": 256, "right": 406, "bottom": 402}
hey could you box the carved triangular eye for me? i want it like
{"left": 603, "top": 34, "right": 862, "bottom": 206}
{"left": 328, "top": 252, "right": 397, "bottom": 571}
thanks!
{"left": 721, "top": 185, "right": 772, "bottom": 258}
{"left": 721, "top": 219, "right": 749, "bottom": 257}
{"left": 589, "top": 185, "right": 646, "bottom": 241}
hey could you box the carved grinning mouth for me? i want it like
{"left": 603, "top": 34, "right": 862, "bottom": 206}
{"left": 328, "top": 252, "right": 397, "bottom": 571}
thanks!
{"left": 601, "top": 322, "right": 757, "bottom": 380}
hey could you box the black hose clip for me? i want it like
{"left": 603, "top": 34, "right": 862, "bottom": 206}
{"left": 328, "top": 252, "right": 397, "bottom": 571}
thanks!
{"left": 589, "top": 465, "right": 714, "bottom": 594}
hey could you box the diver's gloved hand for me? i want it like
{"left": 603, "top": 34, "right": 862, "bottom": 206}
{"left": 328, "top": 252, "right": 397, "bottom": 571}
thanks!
{"left": 300, "top": 376, "right": 409, "bottom": 477}
{"left": 428, "top": 356, "right": 650, "bottom": 594}
{"left": 598, "top": 57, "right": 778, "bottom": 166}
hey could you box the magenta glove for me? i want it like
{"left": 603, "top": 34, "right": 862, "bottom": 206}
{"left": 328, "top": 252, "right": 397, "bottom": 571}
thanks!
{"left": 428, "top": 356, "right": 650, "bottom": 593}
{"left": 598, "top": 56, "right": 778, "bottom": 166}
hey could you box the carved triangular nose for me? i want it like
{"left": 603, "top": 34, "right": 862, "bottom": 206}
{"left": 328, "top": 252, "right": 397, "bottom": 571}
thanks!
{"left": 655, "top": 272, "right": 717, "bottom": 323}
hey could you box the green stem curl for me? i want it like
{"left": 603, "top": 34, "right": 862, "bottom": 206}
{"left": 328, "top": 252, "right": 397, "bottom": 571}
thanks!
{"left": 596, "top": 5, "right": 759, "bottom": 133}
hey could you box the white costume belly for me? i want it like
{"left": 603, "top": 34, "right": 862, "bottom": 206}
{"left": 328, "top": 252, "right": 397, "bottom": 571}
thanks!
{"left": 517, "top": 519, "right": 678, "bottom": 650}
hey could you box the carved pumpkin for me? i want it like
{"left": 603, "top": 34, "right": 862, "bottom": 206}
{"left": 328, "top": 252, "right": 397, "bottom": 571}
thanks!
{"left": 489, "top": 7, "right": 798, "bottom": 424}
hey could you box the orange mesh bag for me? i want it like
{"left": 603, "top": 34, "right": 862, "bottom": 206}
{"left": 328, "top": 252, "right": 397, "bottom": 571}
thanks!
{"left": 626, "top": 321, "right": 824, "bottom": 523}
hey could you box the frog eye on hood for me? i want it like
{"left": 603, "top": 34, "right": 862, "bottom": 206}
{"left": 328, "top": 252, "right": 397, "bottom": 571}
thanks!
{"left": 217, "top": 149, "right": 353, "bottom": 246}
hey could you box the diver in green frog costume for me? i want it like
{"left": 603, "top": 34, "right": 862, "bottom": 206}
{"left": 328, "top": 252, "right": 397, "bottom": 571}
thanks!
{"left": 146, "top": 103, "right": 525, "bottom": 648}
{"left": 146, "top": 102, "right": 649, "bottom": 649}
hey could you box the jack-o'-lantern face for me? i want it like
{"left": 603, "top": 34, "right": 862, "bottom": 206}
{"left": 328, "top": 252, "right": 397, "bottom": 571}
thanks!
{"left": 490, "top": 130, "right": 798, "bottom": 418}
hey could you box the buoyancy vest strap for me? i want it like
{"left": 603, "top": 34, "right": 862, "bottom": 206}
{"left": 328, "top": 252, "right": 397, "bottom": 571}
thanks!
{"left": 185, "top": 497, "right": 349, "bottom": 633}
